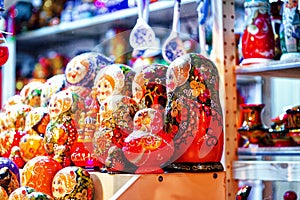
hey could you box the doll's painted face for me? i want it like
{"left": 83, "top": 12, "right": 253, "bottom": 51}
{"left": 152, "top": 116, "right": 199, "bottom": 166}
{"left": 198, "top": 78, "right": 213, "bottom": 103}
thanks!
{"left": 48, "top": 97, "right": 62, "bottom": 119}
{"left": 52, "top": 172, "right": 76, "bottom": 198}
{"left": 95, "top": 75, "right": 115, "bottom": 103}
{"left": 65, "top": 59, "right": 89, "bottom": 85}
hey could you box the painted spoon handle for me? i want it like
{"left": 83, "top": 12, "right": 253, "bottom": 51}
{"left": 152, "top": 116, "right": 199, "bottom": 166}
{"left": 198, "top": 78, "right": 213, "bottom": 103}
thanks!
{"left": 143, "top": 0, "right": 149, "bottom": 23}
{"left": 172, "top": 0, "right": 181, "bottom": 32}
{"left": 137, "top": 0, "right": 144, "bottom": 19}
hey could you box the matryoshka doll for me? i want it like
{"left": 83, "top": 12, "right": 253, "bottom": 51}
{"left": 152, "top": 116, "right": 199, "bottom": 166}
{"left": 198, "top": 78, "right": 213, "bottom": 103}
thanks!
{"left": 65, "top": 53, "right": 112, "bottom": 169}
{"left": 19, "top": 107, "right": 49, "bottom": 163}
{"left": 52, "top": 166, "right": 94, "bottom": 200}
{"left": 0, "top": 157, "right": 21, "bottom": 196}
{"left": 164, "top": 53, "right": 224, "bottom": 172}
{"left": 92, "top": 64, "right": 137, "bottom": 172}
{"left": 44, "top": 90, "right": 78, "bottom": 167}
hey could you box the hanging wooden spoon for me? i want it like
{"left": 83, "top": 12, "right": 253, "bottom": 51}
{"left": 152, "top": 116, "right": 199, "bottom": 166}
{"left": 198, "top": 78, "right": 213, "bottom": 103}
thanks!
{"left": 131, "top": 0, "right": 151, "bottom": 58}
{"left": 129, "top": 0, "right": 155, "bottom": 52}
{"left": 162, "top": 0, "right": 186, "bottom": 63}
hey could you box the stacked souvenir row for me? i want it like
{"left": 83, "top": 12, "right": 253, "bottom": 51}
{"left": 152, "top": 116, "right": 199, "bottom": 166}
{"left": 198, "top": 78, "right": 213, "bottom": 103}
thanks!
{"left": 238, "top": 103, "right": 300, "bottom": 147}
{"left": 0, "top": 51, "right": 224, "bottom": 199}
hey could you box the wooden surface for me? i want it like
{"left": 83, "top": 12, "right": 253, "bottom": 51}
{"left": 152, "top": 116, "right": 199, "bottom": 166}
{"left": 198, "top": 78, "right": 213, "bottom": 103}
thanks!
{"left": 212, "top": 0, "right": 239, "bottom": 199}
{"left": 91, "top": 172, "right": 226, "bottom": 200}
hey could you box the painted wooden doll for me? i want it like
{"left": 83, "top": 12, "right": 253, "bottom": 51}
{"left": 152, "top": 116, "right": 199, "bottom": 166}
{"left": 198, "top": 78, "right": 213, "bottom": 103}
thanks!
{"left": 164, "top": 53, "right": 224, "bottom": 172}
{"left": 44, "top": 90, "right": 78, "bottom": 167}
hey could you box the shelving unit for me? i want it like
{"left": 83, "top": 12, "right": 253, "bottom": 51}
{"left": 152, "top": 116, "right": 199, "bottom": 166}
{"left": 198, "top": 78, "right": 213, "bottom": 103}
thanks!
{"left": 234, "top": 60, "right": 300, "bottom": 199}
{"left": 233, "top": 147, "right": 300, "bottom": 182}
{"left": 8, "top": 0, "right": 241, "bottom": 199}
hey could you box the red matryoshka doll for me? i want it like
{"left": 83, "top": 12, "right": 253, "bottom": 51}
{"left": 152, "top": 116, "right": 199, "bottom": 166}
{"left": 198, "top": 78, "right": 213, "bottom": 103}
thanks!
{"left": 52, "top": 166, "right": 94, "bottom": 200}
{"left": 122, "top": 107, "right": 174, "bottom": 174}
{"left": 65, "top": 53, "right": 113, "bottom": 169}
{"left": 241, "top": 0, "right": 275, "bottom": 65}
{"left": 44, "top": 90, "right": 78, "bottom": 167}
{"left": 164, "top": 53, "right": 224, "bottom": 172}
{"left": 93, "top": 95, "right": 139, "bottom": 173}
{"left": 40, "top": 74, "right": 66, "bottom": 107}
{"left": 21, "top": 156, "right": 62, "bottom": 197}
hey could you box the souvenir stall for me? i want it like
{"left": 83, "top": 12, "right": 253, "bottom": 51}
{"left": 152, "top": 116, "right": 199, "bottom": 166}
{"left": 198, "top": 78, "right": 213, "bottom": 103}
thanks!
{"left": 0, "top": 0, "right": 300, "bottom": 200}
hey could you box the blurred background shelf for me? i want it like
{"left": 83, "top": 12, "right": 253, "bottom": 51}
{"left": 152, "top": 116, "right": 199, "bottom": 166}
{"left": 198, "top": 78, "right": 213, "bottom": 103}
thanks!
{"left": 236, "top": 61, "right": 300, "bottom": 79}
{"left": 16, "top": 0, "right": 198, "bottom": 46}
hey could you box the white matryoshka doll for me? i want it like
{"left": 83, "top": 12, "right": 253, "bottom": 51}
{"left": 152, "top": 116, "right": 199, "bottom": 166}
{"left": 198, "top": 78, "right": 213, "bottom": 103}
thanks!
{"left": 44, "top": 89, "right": 78, "bottom": 167}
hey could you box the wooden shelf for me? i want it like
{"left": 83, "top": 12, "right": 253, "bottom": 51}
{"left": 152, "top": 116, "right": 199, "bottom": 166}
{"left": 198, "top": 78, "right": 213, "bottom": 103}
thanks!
{"left": 233, "top": 147, "right": 300, "bottom": 182}
{"left": 236, "top": 61, "right": 300, "bottom": 78}
{"left": 237, "top": 147, "right": 300, "bottom": 156}
{"left": 90, "top": 172, "right": 226, "bottom": 200}
{"left": 16, "top": 0, "right": 198, "bottom": 47}
{"left": 233, "top": 160, "right": 300, "bottom": 182}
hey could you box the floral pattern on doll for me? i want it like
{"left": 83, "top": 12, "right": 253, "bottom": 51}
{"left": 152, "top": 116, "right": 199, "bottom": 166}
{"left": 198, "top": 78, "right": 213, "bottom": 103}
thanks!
{"left": 132, "top": 64, "right": 168, "bottom": 110}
